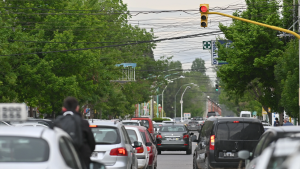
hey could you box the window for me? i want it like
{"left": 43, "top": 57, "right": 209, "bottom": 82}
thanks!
{"left": 253, "top": 134, "right": 268, "bottom": 157}
{"left": 146, "top": 130, "right": 154, "bottom": 142}
{"left": 140, "top": 120, "right": 149, "bottom": 128}
{"left": 0, "top": 136, "right": 49, "bottom": 162}
{"left": 59, "top": 137, "right": 79, "bottom": 169}
{"left": 121, "top": 127, "right": 131, "bottom": 144}
{"left": 261, "top": 133, "right": 275, "bottom": 153}
{"left": 91, "top": 127, "right": 120, "bottom": 144}
{"left": 242, "top": 114, "right": 251, "bottom": 117}
{"left": 217, "top": 122, "right": 262, "bottom": 140}
{"left": 126, "top": 129, "right": 138, "bottom": 143}
{"left": 160, "top": 126, "right": 187, "bottom": 132}
{"left": 0, "top": 122, "right": 7, "bottom": 126}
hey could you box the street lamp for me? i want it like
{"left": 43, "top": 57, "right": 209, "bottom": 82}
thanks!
{"left": 174, "top": 83, "right": 194, "bottom": 119}
{"left": 181, "top": 86, "right": 191, "bottom": 122}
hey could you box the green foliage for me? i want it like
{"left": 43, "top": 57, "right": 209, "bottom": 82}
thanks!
{"left": 191, "top": 58, "right": 206, "bottom": 74}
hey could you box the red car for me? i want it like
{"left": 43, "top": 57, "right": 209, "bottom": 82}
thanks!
{"left": 131, "top": 117, "right": 154, "bottom": 138}
{"left": 136, "top": 126, "right": 158, "bottom": 169}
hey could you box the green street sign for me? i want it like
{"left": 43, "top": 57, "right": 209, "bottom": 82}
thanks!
{"left": 203, "top": 41, "right": 211, "bottom": 50}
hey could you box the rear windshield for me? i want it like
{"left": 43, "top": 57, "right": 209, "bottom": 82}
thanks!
{"left": 0, "top": 136, "right": 49, "bottom": 162}
{"left": 91, "top": 127, "right": 120, "bottom": 144}
{"left": 160, "top": 126, "right": 186, "bottom": 132}
{"left": 140, "top": 120, "right": 149, "bottom": 128}
{"left": 126, "top": 129, "right": 138, "bottom": 143}
{"left": 241, "top": 114, "right": 251, "bottom": 117}
{"left": 188, "top": 122, "right": 198, "bottom": 124}
{"left": 154, "top": 124, "right": 162, "bottom": 128}
{"left": 123, "top": 122, "right": 139, "bottom": 126}
{"left": 217, "top": 122, "right": 262, "bottom": 140}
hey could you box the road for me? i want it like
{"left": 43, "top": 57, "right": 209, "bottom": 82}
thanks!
{"left": 157, "top": 132, "right": 198, "bottom": 169}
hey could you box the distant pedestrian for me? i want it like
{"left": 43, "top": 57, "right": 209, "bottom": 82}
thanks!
{"left": 273, "top": 118, "right": 280, "bottom": 126}
{"left": 283, "top": 118, "right": 293, "bottom": 126}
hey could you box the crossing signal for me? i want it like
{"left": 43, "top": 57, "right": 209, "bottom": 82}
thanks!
{"left": 200, "top": 4, "right": 209, "bottom": 28}
{"left": 215, "top": 84, "right": 219, "bottom": 91}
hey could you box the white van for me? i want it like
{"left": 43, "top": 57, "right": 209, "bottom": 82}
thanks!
{"left": 240, "top": 111, "right": 252, "bottom": 118}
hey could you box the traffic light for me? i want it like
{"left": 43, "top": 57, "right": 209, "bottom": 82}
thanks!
{"left": 215, "top": 84, "right": 219, "bottom": 91}
{"left": 200, "top": 4, "right": 209, "bottom": 27}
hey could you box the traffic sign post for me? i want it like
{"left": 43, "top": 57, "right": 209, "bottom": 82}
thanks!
{"left": 158, "top": 107, "right": 162, "bottom": 112}
{"left": 203, "top": 41, "right": 211, "bottom": 50}
{"left": 0, "top": 103, "right": 27, "bottom": 121}
{"left": 86, "top": 108, "right": 90, "bottom": 117}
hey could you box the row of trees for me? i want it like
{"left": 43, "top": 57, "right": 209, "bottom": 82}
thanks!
{"left": 216, "top": 0, "right": 298, "bottom": 121}
{"left": 0, "top": 0, "right": 170, "bottom": 118}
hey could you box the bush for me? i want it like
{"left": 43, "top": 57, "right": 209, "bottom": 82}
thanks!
{"left": 152, "top": 118, "right": 170, "bottom": 122}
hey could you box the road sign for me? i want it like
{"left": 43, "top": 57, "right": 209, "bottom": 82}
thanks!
{"left": 184, "top": 113, "right": 191, "bottom": 118}
{"left": 86, "top": 108, "right": 90, "bottom": 117}
{"left": 158, "top": 107, "right": 162, "bottom": 112}
{"left": 203, "top": 41, "right": 211, "bottom": 50}
{"left": 0, "top": 103, "right": 27, "bottom": 121}
{"left": 211, "top": 40, "right": 232, "bottom": 65}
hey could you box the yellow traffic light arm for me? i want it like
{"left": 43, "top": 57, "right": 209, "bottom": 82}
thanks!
{"left": 207, "top": 11, "right": 300, "bottom": 39}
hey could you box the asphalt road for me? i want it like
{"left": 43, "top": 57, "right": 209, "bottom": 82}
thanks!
{"left": 157, "top": 131, "right": 198, "bottom": 169}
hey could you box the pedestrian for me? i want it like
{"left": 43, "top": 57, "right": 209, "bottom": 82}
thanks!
{"left": 283, "top": 118, "right": 294, "bottom": 126}
{"left": 54, "top": 97, "right": 95, "bottom": 169}
{"left": 273, "top": 118, "right": 280, "bottom": 126}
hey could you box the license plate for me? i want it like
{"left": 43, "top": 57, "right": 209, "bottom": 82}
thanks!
{"left": 167, "top": 137, "right": 179, "bottom": 141}
{"left": 191, "top": 125, "right": 195, "bottom": 127}
{"left": 224, "top": 152, "right": 234, "bottom": 157}
{"left": 91, "top": 152, "right": 105, "bottom": 159}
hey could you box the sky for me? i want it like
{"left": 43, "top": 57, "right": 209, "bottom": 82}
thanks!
{"left": 122, "top": 0, "right": 247, "bottom": 80}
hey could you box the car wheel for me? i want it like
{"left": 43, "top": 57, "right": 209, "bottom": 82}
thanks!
{"left": 158, "top": 150, "right": 161, "bottom": 155}
{"left": 193, "top": 155, "right": 199, "bottom": 169}
{"left": 186, "top": 148, "right": 192, "bottom": 155}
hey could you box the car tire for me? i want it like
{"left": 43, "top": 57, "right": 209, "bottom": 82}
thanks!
{"left": 186, "top": 148, "right": 192, "bottom": 155}
{"left": 158, "top": 150, "right": 161, "bottom": 155}
{"left": 193, "top": 155, "right": 200, "bottom": 169}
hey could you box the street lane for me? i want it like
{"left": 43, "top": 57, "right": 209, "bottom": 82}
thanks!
{"left": 157, "top": 132, "right": 198, "bottom": 169}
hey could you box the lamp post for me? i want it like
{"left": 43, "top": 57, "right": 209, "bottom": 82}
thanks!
{"left": 180, "top": 86, "right": 191, "bottom": 122}
{"left": 174, "top": 83, "right": 194, "bottom": 120}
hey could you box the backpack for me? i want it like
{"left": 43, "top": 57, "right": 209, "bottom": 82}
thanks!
{"left": 54, "top": 111, "right": 83, "bottom": 149}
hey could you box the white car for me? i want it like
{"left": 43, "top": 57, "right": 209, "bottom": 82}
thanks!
{"left": 125, "top": 126, "right": 149, "bottom": 169}
{"left": 12, "top": 122, "right": 49, "bottom": 128}
{"left": 162, "top": 117, "right": 173, "bottom": 122}
{"left": 122, "top": 120, "right": 142, "bottom": 126}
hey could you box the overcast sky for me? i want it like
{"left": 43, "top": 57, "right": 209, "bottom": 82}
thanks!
{"left": 122, "top": 0, "right": 247, "bottom": 79}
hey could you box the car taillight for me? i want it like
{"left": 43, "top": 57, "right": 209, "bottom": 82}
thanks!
{"left": 233, "top": 121, "right": 239, "bottom": 123}
{"left": 110, "top": 147, "right": 128, "bottom": 156}
{"left": 135, "top": 146, "right": 144, "bottom": 153}
{"left": 209, "top": 135, "right": 215, "bottom": 150}
{"left": 156, "top": 135, "right": 162, "bottom": 139}
{"left": 89, "top": 125, "right": 97, "bottom": 127}
{"left": 147, "top": 146, "right": 152, "bottom": 152}
{"left": 184, "top": 144, "right": 188, "bottom": 146}
{"left": 183, "top": 134, "right": 189, "bottom": 139}
{"left": 157, "top": 144, "right": 161, "bottom": 146}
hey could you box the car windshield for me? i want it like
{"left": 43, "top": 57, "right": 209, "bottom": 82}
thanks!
{"left": 123, "top": 122, "right": 139, "bottom": 126}
{"left": 242, "top": 114, "right": 250, "bottom": 117}
{"left": 126, "top": 129, "right": 138, "bottom": 143}
{"left": 0, "top": 136, "right": 49, "bottom": 162}
{"left": 91, "top": 127, "right": 120, "bottom": 144}
{"left": 160, "top": 126, "right": 186, "bottom": 132}
{"left": 217, "top": 122, "right": 262, "bottom": 140}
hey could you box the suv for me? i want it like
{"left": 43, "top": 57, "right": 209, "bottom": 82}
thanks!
{"left": 206, "top": 112, "right": 220, "bottom": 118}
{"left": 131, "top": 117, "right": 154, "bottom": 138}
{"left": 89, "top": 120, "right": 140, "bottom": 169}
{"left": 192, "top": 117, "right": 264, "bottom": 169}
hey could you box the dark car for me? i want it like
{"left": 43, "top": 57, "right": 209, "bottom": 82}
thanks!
{"left": 243, "top": 126, "right": 300, "bottom": 169}
{"left": 192, "top": 117, "right": 264, "bottom": 169}
{"left": 206, "top": 112, "right": 220, "bottom": 118}
{"left": 156, "top": 124, "right": 193, "bottom": 155}
{"left": 187, "top": 121, "right": 201, "bottom": 131}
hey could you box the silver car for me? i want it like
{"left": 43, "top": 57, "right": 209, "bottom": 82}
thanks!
{"left": 125, "top": 126, "right": 149, "bottom": 169}
{"left": 89, "top": 120, "right": 140, "bottom": 169}
{"left": 122, "top": 120, "right": 142, "bottom": 126}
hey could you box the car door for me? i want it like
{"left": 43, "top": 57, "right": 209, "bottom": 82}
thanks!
{"left": 196, "top": 122, "right": 210, "bottom": 167}
{"left": 121, "top": 126, "right": 133, "bottom": 169}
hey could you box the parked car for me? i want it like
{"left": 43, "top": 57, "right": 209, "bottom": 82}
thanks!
{"left": 89, "top": 120, "right": 140, "bottom": 169}
{"left": 192, "top": 117, "right": 264, "bottom": 169}
{"left": 156, "top": 124, "right": 193, "bottom": 155}
{"left": 240, "top": 111, "right": 252, "bottom": 118}
{"left": 137, "top": 126, "right": 158, "bottom": 169}
{"left": 186, "top": 121, "right": 201, "bottom": 131}
{"left": 122, "top": 120, "right": 142, "bottom": 126}
{"left": 125, "top": 126, "right": 149, "bottom": 169}
{"left": 241, "top": 126, "right": 300, "bottom": 169}
{"left": 11, "top": 122, "right": 48, "bottom": 128}
{"left": 131, "top": 117, "right": 155, "bottom": 138}
{"left": 206, "top": 112, "right": 220, "bottom": 118}
{"left": 0, "top": 121, "right": 10, "bottom": 126}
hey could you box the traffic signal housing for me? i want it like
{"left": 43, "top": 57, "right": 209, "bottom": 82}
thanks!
{"left": 200, "top": 4, "right": 209, "bottom": 27}
{"left": 215, "top": 84, "right": 219, "bottom": 91}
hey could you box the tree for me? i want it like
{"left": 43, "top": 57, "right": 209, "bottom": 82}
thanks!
{"left": 191, "top": 58, "right": 206, "bottom": 74}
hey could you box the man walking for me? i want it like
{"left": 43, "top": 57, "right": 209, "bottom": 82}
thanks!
{"left": 56, "top": 97, "right": 96, "bottom": 169}
{"left": 283, "top": 118, "right": 294, "bottom": 126}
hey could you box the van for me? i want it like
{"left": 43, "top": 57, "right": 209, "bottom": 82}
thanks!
{"left": 192, "top": 117, "right": 264, "bottom": 169}
{"left": 240, "top": 111, "right": 252, "bottom": 118}
{"left": 131, "top": 117, "right": 154, "bottom": 138}
{"left": 207, "top": 112, "right": 220, "bottom": 118}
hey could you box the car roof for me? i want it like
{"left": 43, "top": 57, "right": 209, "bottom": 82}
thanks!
{"left": 266, "top": 126, "right": 300, "bottom": 133}
{"left": 206, "top": 117, "right": 261, "bottom": 123}
{"left": 122, "top": 120, "right": 140, "bottom": 122}
{"left": 0, "top": 126, "right": 47, "bottom": 137}
{"left": 88, "top": 120, "right": 122, "bottom": 127}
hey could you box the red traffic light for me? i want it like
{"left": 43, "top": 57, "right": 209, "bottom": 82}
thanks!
{"left": 200, "top": 6, "right": 208, "bottom": 13}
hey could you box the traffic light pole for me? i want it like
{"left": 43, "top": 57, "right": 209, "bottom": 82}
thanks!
{"left": 205, "top": 10, "right": 300, "bottom": 125}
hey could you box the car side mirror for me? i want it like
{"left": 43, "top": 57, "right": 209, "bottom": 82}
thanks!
{"left": 146, "top": 142, "right": 152, "bottom": 146}
{"left": 238, "top": 150, "right": 250, "bottom": 160}
{"left": 133, "top": 141, "right": 142, "bottom": 148}
{"left": 89, "top": 161, "right": 106, "bottom": 169}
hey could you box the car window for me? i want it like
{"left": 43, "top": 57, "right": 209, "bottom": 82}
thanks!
{"left": 253, "top": 133, "right": 269, "bottom": 157}
{"left": 145, "top": 130, "right": 153, "bottom": 143}
{"left": 121, "top": 126, "right": 131, "bottom": 144}
{"left": 160, "top": 126, "right": 186, "bottom": 132}
{"left": 140, "top": 120, "right": 150, "bottom": 128}
{"left": 91, "top": 127, "right": 120, "bottom": 144}
{"left": 123, "top": 122, "right": 139, "bottom": 126}
{"left": 126, "top": 129, "right": 138, "bottom": 143}
{"left": 242, "top": 114, "right": 251, "bottom": 117}
{"left": 0, "top": 136, "right": 49, "bottom": 162}
{"left": 59, "top": 137, "right": 80, "bottom": 169}
{"left": 217, "top": 122, "right": 262, "bottom": 140}
{"left": 0, "top": 121, "right": 7, "bottom": 126}
{"left": 261, "top": 132, "right": 275, "bottom": 154}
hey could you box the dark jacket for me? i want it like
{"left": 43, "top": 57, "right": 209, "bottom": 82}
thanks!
{"left": 273, "top": 121, "right": 280, "bottom": 126}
